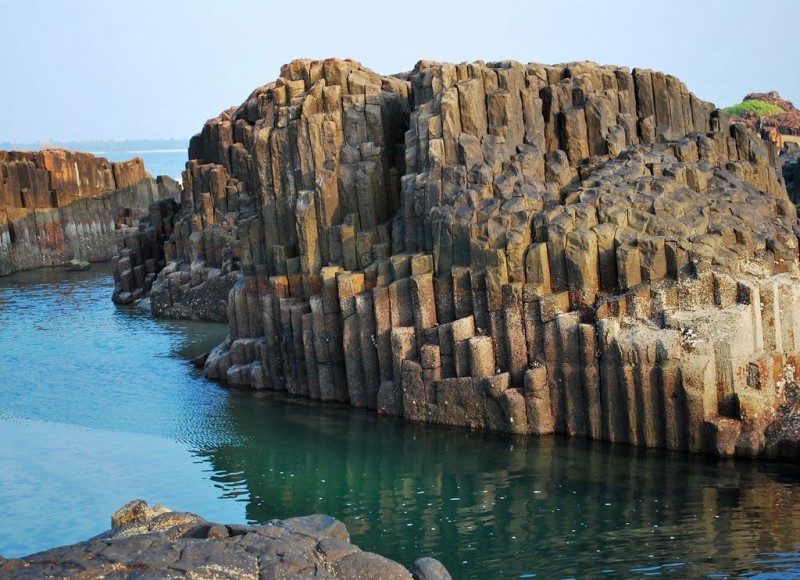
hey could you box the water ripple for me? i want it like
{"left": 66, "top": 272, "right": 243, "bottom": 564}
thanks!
{"left": 3, "top": 267, "right": 800, "bottom": 580}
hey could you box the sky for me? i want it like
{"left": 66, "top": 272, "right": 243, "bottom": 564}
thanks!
{"left": 2, "top": 0, "right": 799, "bottom": 143}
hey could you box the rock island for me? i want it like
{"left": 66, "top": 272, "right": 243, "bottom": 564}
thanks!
{"left": 111, "top": 58, "right": 800, "bottom": 461}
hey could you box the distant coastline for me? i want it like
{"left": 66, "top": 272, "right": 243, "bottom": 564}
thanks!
{"left": 90, "top": 149, "right": 187, "bottom": 155}
{"left": 0, "top": 138, "right": 188, "bottom": 153}
{"left": 0, "top": 141, "right": 189, "bottom": 180}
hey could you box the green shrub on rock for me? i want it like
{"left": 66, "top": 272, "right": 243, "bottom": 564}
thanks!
{"left": 725, "top": 99, "right": 785, "bottom": 118}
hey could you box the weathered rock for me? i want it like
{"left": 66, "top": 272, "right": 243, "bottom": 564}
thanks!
{"left": 0, "top": 500, "right": 448, "bottom": 579}
{"left": 110, "top": 195, "right": 187, "bottom": 307}
{"left": 410, "top": 556, "right": 453, "bottom": 580}
{"left": 781, "top": 143, "right": 800, "bottom": 207}
{"left": 64, "top": 258, "right": 90, "bottom": 271}
{"left": 114, "top": 56, "right": 800, "bottom": 460}
{"left": 0, "top": 149, "right": 180, "bottom": 277}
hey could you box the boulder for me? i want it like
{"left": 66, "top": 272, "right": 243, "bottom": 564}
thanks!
{"left": 0, "top": 500, "right": 449, "bottom": 579}
{"left": 64, "top": 259, "right": 90, "bottom": 271}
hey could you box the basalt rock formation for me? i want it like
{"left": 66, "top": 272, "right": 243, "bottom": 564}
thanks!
{"left": 782, "top": 143, "right": 800, "bottom": 206}
{"left": 0, "top": 499, "right": 450, "bottom": 579}
{"left": 109, "top": 196, "right": 184, "bottom": 305}
{"left": 151, "top": 58, "right": 800, "bottom": 459}
{"left": 729, "top": 91, "right": 800, "bottom": 146}
{"left": 0, "top": 149, "right": 181, "bottom": 276}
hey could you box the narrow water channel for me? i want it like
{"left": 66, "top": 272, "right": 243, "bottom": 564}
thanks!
{"left": 0, "top": 266, "right": 799, "bottom": 578}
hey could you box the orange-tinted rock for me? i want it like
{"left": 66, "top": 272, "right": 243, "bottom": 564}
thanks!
{"left": 1, "top": 148, "right": 179, "bottom": 277}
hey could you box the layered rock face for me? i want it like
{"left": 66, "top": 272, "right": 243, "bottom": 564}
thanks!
{"left": 0, "top": 499, "right": 449, "bottom": 579}
{"left": 162, "top": 58, "right": 800, "bottom": 459}
{"left": 0, "top": 149, "right": 181, "bottom": 276}
{"left": 783, "top": 144, "right": 800, "bottom": 205}
{"left": 110, "top": 192, "right": 239, "bottom": 316}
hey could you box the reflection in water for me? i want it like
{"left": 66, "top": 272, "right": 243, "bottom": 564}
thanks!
{"left": 197, "top": 392, "right": 800, "bottom": 578}
{"left": 0, "top": 266, "right": 799, "bottom": 578}
{"left": 0, "top": 265, "right": 241, "bottom": 557}
{"left": 0, "top": 265, "right": 233, "bottom": 445}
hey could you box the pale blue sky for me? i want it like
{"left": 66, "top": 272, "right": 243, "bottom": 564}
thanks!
{"left": 3, "top": 0, "right": 798, "bottom": 143}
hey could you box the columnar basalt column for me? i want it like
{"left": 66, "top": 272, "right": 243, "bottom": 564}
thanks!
{"left": 178, "top": 58, "right": 800, "bottom": 459}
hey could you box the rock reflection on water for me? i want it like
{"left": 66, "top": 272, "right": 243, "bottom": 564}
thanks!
{"left": 1, "top": 266, "right": 799, "bottom": 578}
{"left": 195, "top": 392, "right": 800, "bottom": 578}
{"left": 0, "top": 266, "right": 240, "bottom": 557}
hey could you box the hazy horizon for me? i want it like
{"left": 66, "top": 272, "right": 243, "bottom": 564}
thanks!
{"left": 0, "top": 138, "right": 189, "bottom": 152}
{"left": 4, "top": 0, "right": 799, "bottom": 143}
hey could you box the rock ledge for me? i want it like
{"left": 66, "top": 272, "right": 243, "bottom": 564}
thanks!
{"left": 0, "top": 500, "right": 450, "bottom": 579}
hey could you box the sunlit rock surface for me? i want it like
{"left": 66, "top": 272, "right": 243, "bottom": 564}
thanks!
{"left": 141, "top": 58, "right": 800, "bottom": 459}
{"left": 0, "top": 149, "right": 180, "bottom": 277}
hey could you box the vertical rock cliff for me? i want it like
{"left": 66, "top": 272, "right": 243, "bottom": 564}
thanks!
{"left": 0, "top": 149, "right": 180, "bottom": 276}
{"left": 153, "top": 58, "right": 800, "bottom": 459}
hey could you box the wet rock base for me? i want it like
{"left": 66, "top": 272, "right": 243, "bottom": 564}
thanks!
{"left": 0, "top": 500, "right": 450, "bottom": 579}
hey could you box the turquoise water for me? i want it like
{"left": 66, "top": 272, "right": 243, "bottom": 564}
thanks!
{"left": 1, "top": 267, "right": 800, "bottom": 578}
{"left": 93, "top": 148, "right": 187, "bottom": 180}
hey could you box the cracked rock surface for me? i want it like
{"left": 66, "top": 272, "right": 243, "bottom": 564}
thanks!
{"left": 116, "top": 57, "right": 800, "bottom": 459}
{"left": 0, "top": 500, "right": 450, "bottom": 579}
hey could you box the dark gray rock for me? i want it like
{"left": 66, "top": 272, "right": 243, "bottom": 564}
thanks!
{"left": 0, "top": 500, "right": 449, "bottom": 579}
{"left": 410, "top": 557, "right": 453, "bottom": 580}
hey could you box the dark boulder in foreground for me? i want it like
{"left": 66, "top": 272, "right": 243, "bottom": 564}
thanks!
{"left": 0, "top": 499, "right": 451, "bottom": 579}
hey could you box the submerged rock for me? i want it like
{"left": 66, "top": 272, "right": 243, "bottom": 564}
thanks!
{"left": 64, "top": 258, "right": 90, "bottom": 271}
{"left": 0, "top": 499, "right": 448, "bottom": 578}
{"left": 410, "top": 557, "right": 453, "bottom": 580}
{"left": 191, "top": 351, "right": 210, "bottom": 367}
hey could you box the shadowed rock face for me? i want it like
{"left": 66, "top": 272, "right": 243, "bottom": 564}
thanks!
{"left": 0, "top": 499, "right": 450, "bottom": 579}
{"left": 783, "top": 144, "right": 800, "bottom": 206}
{"left": 0, "top": 149, "right": 181, "bottom": 276}
{"left": 151, "top": 57, "right": 800, "bottom": 459}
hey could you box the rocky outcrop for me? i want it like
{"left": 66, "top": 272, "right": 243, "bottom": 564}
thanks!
{"left": 110, "top": 197, "right": 181, "bottom": 305}
{"left": 0, "top": 499, "right": 450, "bottom": 579}
{"left": 109, "top": 195, "right": 235, "bottom": 315}
{"left": 0, "top": 149, "right": 181, "bottom": 276}
{"left": 149, "top": 57, "right": 800, "bottom": 459}
{"left": 145, "top": 203, "right": 239, "bottom": 319}
{"left": 782, "top": 143, "right": 800, "bottom": 207}
{"left": 729, "top": 91, "right": 800, "bottom": 146}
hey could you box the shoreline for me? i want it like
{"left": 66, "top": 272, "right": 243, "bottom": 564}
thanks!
{"left": 1, "top": 264, "right": 800, "bottom": 575}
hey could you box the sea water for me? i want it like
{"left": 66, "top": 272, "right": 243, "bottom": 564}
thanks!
{"left": 93, "top": 148, "right": 188, "bottom": 181}
{"left": 1, "top": 266, "right": 800, "bottom": 578}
